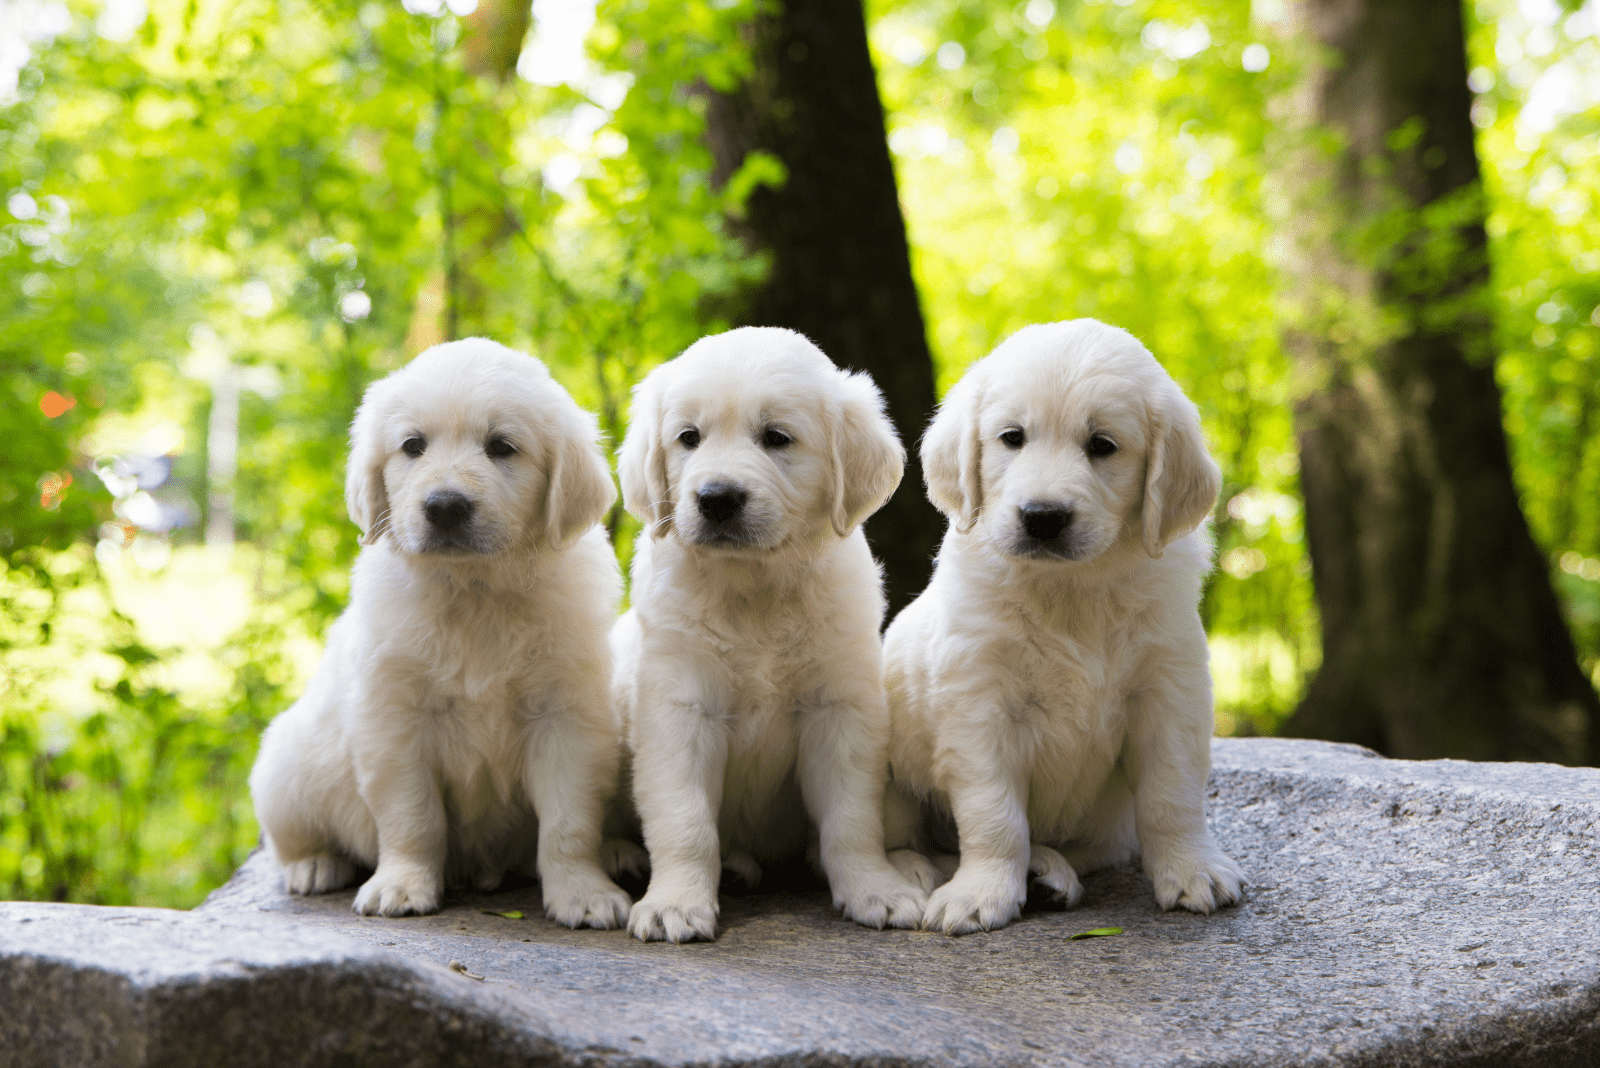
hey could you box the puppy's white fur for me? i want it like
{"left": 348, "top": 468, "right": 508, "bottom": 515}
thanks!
{"left": 884, "top": 319, "right": 1243, "bottom": 935}
{"left": 614, "top": 327, "right": 926, "bottom": 942}
{"left": 249, "top": 338, "right": 631, "bottom": 928}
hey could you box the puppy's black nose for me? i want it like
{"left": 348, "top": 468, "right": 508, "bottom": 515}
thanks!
{"left": 697, "top": 483, "right": 748, "bottom": 523}
{"left": 1021, "top": 503, "right": 1072, "bottom": 542}
{"left": 424, "top": 490, "right": 474, "bottom": 530}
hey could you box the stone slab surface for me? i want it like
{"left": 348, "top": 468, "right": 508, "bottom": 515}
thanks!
{"left": 3, "top": 738, "right": 1599, "bottom": 1068}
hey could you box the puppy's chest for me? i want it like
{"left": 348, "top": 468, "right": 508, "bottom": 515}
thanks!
{"left": 411, "top": 600, "right": 553, "bottom": 701}
{"left": 1001, "top": 614, "right": 1145, "bottom": 731}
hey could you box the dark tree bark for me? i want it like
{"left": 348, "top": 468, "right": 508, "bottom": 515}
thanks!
{"left": 1277, "top": 0, "right": 1599, "bottom": 763}
{"left": 705, "top": 0, "right": 942, "bottom": 615}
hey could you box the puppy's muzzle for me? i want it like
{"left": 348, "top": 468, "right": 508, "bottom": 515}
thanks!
{"left": 424, "top": 490, "right": 475, "bottom": 531}
{"left": 1020, "top": 501, "right": 1073, "bottom": 544}
{"left": 697, "top": 483, "right": 748, "bottom": 524}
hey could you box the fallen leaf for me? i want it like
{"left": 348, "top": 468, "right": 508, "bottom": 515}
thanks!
{"left": 447, "top": 960, "right": 486, "bottom": 981}
{"left": 1066, "top": 926, "right": 1123, "bottom": 941}
{"left": 480, "top": 909, "right": 524, "bottom": 919}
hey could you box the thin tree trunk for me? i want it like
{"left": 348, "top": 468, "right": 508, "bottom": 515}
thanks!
{"left": 1277, "top": 0, "right": 1598, "bottom": 763}
{"left": 408, "top": 0, "right": 531, "bottom": 348}
{"left": 705, "top": 0, "right": 942, "bottom": 616}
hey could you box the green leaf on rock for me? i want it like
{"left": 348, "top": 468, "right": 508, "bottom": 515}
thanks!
{"left": 481, "top": 909, "right": 524, "bottom": 920}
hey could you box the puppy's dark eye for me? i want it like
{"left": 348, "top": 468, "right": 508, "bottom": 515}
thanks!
{"left": 402, "top": 437, "right": 426, "bottom": 458}
{"left": 762, "top": 427, "right": 792, "bottom": 449}
{"left": 678, "top": 428, "right": 701, "bottom": 448}
{"left": 485, "top": 437, "right": 515, "bottom": 458}
{"left": 1087, "top": 434, "right": 1118, "bottom": 457}
{"left": 1000, "top": 428, "right": 1025, "bottom": 449}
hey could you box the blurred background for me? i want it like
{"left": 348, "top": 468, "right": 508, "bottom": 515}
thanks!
{"left": 1, "top": 0, "right": 1596, "bottom": 908}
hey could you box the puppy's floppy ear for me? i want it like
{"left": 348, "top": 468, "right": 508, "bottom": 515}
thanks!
{"left": 345, "top": 376, "right": 393, "bottom": 547}
{"left": 920, "top": 367, "right": 985, "bottom": 534}
{"left": 827, "top": 371, "right": 905, "bottom": 537}
{"left": 618, "top": 373, "right": 673, "bottom": 535}
{"left": 542, "top": 404, "right": 617, "bottom": 550}
{"left": 1141, "top": 380, "right": 1222, "bottom": 558}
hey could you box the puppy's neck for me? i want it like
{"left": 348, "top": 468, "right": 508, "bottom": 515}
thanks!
{"left": 380, "top": 540, "right": 550, "bottom": 600}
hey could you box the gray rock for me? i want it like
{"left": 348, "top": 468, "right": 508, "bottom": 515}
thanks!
{"left": 3, "top": 738, "right": 1598, "bottom": 1067}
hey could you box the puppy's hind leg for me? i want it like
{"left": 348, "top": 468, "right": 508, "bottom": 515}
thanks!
{"left": 884, "top": 783, "right": 943, "bottom": 894}
{"left": 249, "top": 708, "right": 366, "bottom": 897}
{"left": 1028, "top": 843, "right": 1083, "bottom": 907}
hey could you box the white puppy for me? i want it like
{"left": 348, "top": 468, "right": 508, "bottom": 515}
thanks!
{"left": 884, "top": 319, "right": 1244, "bottom": 935}
{"left": 249, "top": 338, "right": 632, "bottom": 928}
{"left": 613, "top": 327, "right": 927, "bottom": 942}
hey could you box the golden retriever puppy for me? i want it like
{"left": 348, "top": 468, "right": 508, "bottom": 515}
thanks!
{"left": 884, "top": 319, "right": 1244, "bottom": 935}
{"left": 613, "top": 327, "right": 926, "bottom": 942}
{"left": 249, "top": 338, "right": 632, "bottom": 928}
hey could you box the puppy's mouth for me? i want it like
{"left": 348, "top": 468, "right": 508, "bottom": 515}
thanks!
{"left": 682, "top": 522, "right": 778, "bottom": 551}
{"left": 402, "top": 491, "right": 506, "bottom": 557}
{"left": 415, "top": 528, "right": 500, "bottom": 556}
{"left": 681, "top": 482, "right": 781, "bottom": 551}
{"left": 1005, "top": 537, "right": 1096, "bottom": 562}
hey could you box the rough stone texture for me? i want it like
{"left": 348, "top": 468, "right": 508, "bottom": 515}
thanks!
{"left": 3, "top": 738, "right": 1599, "bottom": 1067}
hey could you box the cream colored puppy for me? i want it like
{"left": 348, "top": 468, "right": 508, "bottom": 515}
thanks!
{"left": 249, "top": 338, "right": 632, "bottom": 928}
{"left": 884, "top": 319, "right": 1244, "bottom": 935}
{"left": 614, "top": 327, "right": 926, "bottom": 943}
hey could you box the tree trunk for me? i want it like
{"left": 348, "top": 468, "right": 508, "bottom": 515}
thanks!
{"left": 1278, "top": 0, "right": 1599, "bottom": 763}
{"left": 705, "top": 0, "right": 941, "bottom": 615}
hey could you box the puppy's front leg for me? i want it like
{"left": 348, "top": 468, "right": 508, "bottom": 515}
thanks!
{"left": 628, "top": 697, "right": 726, "bottom": 943}
{"left": 922, "top": 719, "right": 1031, "bottom": 935}
{"left": 1125, "top": 668, "right": 1244, "bottom": 914}
{"left": 798, "top": 699, "right": 926, "bottom": 929}
{"left": 348, "top": 680, "right": 446, "bottom": 917}
{"left": 525, "top": 702, "right": 633, "bottom": 931}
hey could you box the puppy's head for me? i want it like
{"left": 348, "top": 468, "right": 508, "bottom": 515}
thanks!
{"left": 618, "top": 327, "right": 903, "bottom": 552}
{"left": 922, "top": 320, "right": 1218, "bottom": 563}
{"left": 345, "top": 338, "right": 614, "bottom": 558}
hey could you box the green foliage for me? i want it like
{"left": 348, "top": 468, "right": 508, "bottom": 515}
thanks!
{"left": 1, "top": 0, "right": 1596, "bottom": 907}
{"left": 870, "top": 0, "right": 1315, "bottom": 730}
{"left": 0, "top": 0, "right": 759, "bottom": 906}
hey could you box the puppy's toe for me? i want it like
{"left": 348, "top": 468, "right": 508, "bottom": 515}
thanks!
{"left": 923, "top": 874, "right": 1024, "bottom": 936}
{"left": 627, "top": 893, "right": 719, "bottom": 943}
{"left": 353, "top": 866, "right": 441, "bottom": 917}
{"left": 1151, "top": 850, "right": 1245, "bottom": 914}
{"left": 834, "top": 868, "right": 927, "bottom": 931}
{"left": 472, "top": 868, "right": 505, "bottom": 892}
{"left": 600, "top": 839, "right": 650, "bottom": 880}
{"left": 283, "top": 854, "right": 356, "bottom": 895}
{"left": 721, "top": 850, "right": 762, "bottom": 889}
{"left": 888, "top": 849, "right": 945, "bottom": 894}
{"left": 543, "top": 870, "right": 632, "bottom": 930}
{"left": 1028, "top": 843, "right": 1083, "bottom": 907}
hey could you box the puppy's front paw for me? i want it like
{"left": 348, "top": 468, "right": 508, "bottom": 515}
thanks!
{"left": 542, "top": 866, "right": 632, "bottom": 930}
{"left": 353, "top": 865, "right": 441, "bottom": 917}
{"left": 923, "top": 870, "right": 1025, "bottom": 935}
{"left": 600, "top": 839, "right": 650, "bottom": 881}
{"left": 627, "top": 891, "right": 719, "bottom": 943}
{"left": 283, "top": 853, "right": 357, "bottom": 895}
{"left": 1148, "top": 848, "right": 1244, "bottom": 914}
{"left": 888, "top": 849, "right": 945, "bottom": 894}
{"left": 1029, "top": 843, "right": 1083, "bottom": 907}
{"left": 833, "top": 866, "right": 927, "bottom": 930}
